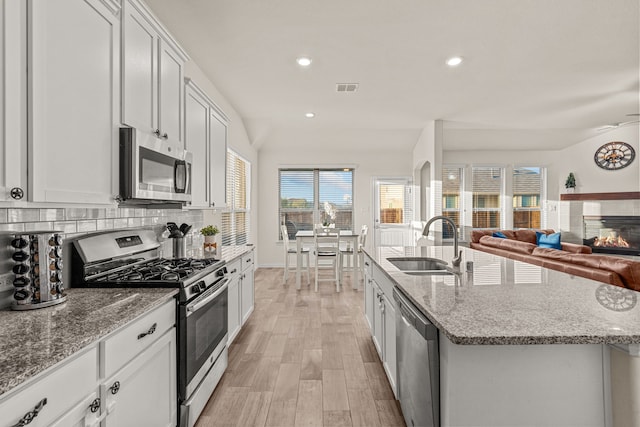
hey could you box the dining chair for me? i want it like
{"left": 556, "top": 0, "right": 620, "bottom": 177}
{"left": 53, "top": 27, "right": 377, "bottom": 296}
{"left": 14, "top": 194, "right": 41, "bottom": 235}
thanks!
{"left": 281, "top": 224, "right": 310, "bottom": 285}
{"left": 313, "top": 226, "right": 340, "bottom": 292}
{"left": 340, "top": 225, "right": 368, "bottom": 284}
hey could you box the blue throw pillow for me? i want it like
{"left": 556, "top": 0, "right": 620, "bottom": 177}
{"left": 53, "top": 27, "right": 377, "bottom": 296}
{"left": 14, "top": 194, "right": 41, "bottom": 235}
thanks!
{"left": 492, "top": 231, "right": 507, "bottom": 239}
{"left": 536, "top": 231, "right": 561, "bottom": 249}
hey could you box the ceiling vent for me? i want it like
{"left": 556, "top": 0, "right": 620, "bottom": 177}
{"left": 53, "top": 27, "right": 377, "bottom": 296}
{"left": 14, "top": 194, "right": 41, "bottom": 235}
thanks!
{"left": 336, "top": 83, "right": 359, "bottom": 92}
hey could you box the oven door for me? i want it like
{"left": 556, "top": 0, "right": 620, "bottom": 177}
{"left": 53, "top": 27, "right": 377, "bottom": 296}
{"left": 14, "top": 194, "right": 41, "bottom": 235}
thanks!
{"left": 120, "top": 127, "right": 192, "bottom": 202}
{"left": 179, "top": 278, "right": 229, "bottom": 399}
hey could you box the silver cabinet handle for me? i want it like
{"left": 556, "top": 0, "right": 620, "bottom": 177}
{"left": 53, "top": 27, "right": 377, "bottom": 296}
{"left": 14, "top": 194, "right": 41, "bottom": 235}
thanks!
{"left": 109, "top": 381, "right": 121, "bottom": 395}
{"left": 153, "top": 129, "right": 161, "bottom": 137}
{"left": 162, "top": 132, "right": 168, "bottom": 139}
{"left": 12, "top": 398, "right": 47, "bottom": 426}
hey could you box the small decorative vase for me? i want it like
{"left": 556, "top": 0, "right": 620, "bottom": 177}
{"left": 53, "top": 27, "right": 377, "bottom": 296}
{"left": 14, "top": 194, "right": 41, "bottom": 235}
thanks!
{"left": 204, "top": 235, "right": 218, "bottom": 256}
{"left": 566, "top": 187, "right": 575, "bottom": 194}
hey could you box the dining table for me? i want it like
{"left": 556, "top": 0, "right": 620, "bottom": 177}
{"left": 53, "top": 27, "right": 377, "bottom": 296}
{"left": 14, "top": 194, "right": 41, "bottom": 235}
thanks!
{"left": 295, "top": 229, "right": 361, "bottom": 290}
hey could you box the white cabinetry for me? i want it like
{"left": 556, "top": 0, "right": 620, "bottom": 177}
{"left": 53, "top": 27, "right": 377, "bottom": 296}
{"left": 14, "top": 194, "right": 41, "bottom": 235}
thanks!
{"left": 184, "top": 80, "right": 228, "bottom": 208}
{"left": 0, "top": 347, "right": 100, "bottom": 427}
{"left": 28, "top": 0, "right": 120, "bottom": 204}
{"left": 100, "top": 299, "right": 177, "bottom": 426}
{"left": 0, "top": 0, "right": 28, "bottom": 202}
{"left": 363, "top": 254, "right": 374, "bottom": 331}
{"left": 241, "top": 251, "right": 255, "bottom": 324}
{"left": 0, "top": 299, "right": 177, "bottom": 427}
{"left": 121, "top": 0, "right": 188, "bottom": 148}
{"left": 367, "top": 261, "right": 398, "bottom": 397}
{"left": 226, "top": 258, "right": 242, "bottom": 344}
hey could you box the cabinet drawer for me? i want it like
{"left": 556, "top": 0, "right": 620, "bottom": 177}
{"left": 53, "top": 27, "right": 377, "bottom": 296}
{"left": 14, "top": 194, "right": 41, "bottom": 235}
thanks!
{"left": 226, "top": 258, "right": 241, "bottom": 277}
{"left": 0, "top": 347, "right": 98, "bottom": 427}
{"left": 241, "top": 251, "right": 254, "bottom": 271}
{"left": 101, "top": 299, "right": 175, "bottom": 378}
{"left": 372, "top": 263, "right": 394, "bottom": 298}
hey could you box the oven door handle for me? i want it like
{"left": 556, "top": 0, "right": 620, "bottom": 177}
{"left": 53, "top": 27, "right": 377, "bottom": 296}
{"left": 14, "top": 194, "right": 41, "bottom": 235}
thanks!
{"left": 186, "top": 277, "right": 230, "bottom": 316}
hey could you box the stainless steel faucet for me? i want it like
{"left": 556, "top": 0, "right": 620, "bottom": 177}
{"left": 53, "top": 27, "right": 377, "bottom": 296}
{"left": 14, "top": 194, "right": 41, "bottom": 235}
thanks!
{"left": 422, "top": 215, "right": 462, "bottom": 267}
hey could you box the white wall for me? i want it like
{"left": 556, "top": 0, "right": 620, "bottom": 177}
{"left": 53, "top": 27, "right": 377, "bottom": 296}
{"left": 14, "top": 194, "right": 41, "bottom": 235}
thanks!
{"left": 257, "top": 129, "right": 412, "bottom": 267}
{"left": 556, "top": 125, "right": 639, "bottom": 194}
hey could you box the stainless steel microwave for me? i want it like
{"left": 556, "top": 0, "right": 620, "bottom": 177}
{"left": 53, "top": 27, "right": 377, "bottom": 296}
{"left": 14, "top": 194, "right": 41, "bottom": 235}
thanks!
{"left": 119, "top": 127, "right": 192, "bottom": 204}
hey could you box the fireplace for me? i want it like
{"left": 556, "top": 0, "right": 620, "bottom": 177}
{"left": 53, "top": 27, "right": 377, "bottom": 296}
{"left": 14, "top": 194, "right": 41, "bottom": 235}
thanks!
{"left": 583, "top": 216, "right": 640, "bottom": 256}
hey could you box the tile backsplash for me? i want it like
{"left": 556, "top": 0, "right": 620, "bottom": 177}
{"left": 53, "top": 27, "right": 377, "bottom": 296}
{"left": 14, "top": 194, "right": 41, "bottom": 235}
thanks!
{"left": 0, "top": 206, "right": 211, "bottom": 308}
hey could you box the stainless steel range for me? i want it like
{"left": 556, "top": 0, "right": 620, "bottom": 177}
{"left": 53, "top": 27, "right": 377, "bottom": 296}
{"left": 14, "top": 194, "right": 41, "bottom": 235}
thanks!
{"left": 71, "top": 229, "right": 228, "bottom": 427}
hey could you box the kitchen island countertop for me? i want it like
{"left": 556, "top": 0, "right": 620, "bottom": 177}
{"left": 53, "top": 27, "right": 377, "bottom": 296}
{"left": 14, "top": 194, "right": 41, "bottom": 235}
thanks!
{"left": 366, "top": 245, "right": 640, "bottom": 345}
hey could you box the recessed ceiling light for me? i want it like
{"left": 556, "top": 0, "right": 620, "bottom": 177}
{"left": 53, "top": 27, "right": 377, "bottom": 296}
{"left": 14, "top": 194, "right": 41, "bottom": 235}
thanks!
{"left": 446, "top": 56, "right": 463, "bottom": 67}
{"left": 305, "top": 112, "right": 315, "bottom": 118}
{"left": 296, "top": 57, "right": 312, "bottom": 67}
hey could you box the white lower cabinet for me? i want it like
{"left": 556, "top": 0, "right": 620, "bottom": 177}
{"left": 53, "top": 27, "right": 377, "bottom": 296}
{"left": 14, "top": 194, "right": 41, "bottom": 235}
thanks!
{"left": 50, "top": 390, "right": 101, "bottom": 427}
{"left": 227, "top": 250, "right": 255, "bottom": 345}
{"left": 0, "top": 347, "right": 98, "bottom": 427}
{"left": 0, "top": 299, "right": 177, "bottom": 427}
{"left": 365, "top": 260, "right": 398, "bottom": 398}
{"left": 227, "top": 259, "right": 242, "bottom": 345}
{"left": 241, "top": 252, "right": 255, "bottom": 324}
{"left": 101, "top": 329, "right": 177, "bottom": 426}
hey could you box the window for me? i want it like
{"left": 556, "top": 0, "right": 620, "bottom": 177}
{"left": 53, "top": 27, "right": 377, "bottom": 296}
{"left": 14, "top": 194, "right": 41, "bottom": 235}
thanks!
{"left": 442, "top": 167, "right": 463, "bottom": 238}
{"left": 279, "top": 168, "right": 354, "bottom": 239}
{"left": 222, "top": 150, "right": 250, "bottom": 245}
{"left": 472, "top": 167, "right": 502, "bottom": 229}
{"left": 513, "top": 167, "right": 542, "bottom": 229}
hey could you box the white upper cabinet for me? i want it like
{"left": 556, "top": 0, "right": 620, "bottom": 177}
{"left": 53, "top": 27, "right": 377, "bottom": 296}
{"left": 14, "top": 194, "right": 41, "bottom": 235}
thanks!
{"left": 185, "top": 82, "right": 210, "bottom": 207}
{"left": 209, "top": 108, "right": 228, "bottom": 208}
{"left": 28, "top": 0, "right": 120, "bottom": 204}
{"left": 184, "top": 79, "right": 228, "bottom": 209}
{"left": 121, "top": 0, "right": 188, "bottom": 148}
{"left": 0, "top": 0, "right": 28, "bottom": 202}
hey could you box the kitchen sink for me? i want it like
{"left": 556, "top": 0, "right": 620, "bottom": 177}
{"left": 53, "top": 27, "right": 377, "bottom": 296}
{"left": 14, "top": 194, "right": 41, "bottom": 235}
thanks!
{"left": 386, "top": 257, "right": 452, "bottom": 275}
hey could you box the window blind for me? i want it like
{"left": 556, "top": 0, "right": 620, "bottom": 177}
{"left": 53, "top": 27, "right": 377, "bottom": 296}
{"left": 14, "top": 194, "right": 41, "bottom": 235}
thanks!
{"left": 279, "top": 168, "right": 354, "bottom": 239}
{"left": 222, "top": 150, "right": 250, "bottom": 246}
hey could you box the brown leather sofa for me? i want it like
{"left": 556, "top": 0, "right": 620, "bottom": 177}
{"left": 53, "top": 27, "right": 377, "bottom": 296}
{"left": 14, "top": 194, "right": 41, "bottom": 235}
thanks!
{"left": 470, "top": 229, "right": 640, "bottom": 291}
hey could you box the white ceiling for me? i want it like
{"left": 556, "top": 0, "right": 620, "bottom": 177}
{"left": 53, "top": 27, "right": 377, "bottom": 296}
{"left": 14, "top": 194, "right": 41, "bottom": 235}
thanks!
{"left": 145, "top": 0, "right": 639, "bottom": 151}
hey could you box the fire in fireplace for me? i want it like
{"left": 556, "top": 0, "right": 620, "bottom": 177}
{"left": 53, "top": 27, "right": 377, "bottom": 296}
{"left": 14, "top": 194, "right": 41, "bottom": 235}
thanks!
{"left": 583, "top": 216, "right": 640, "bottom": 256}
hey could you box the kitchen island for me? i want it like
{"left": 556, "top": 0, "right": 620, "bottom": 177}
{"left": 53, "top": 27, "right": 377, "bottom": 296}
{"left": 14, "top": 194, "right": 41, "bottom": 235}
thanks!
{"left": 365, "top": 245, "right": 640, "bottom": 427}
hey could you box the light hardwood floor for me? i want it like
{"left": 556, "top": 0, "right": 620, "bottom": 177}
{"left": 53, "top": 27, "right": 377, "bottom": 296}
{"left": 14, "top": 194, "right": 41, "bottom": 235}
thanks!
{"left": 195, "top": 267, "right": 406, "bottom": 427}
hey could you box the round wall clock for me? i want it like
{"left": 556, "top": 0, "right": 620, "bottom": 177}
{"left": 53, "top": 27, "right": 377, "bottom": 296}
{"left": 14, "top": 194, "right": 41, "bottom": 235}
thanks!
{"left": 594, "top": 141, "right": 635, "bottom": 170}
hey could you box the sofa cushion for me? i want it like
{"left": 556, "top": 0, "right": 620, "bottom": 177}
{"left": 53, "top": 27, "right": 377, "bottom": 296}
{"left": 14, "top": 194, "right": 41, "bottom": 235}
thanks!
{"left": 471, "top": 229, "right": 516, "bottom": 243}
{"left": 536, "top": 231, "right": 561, "bottom": 250}
{"left": 479, "top": 235, "right": 537, "bottom": 255}
{"left": 560, "top": 242, "right": 592, "bottom": 254}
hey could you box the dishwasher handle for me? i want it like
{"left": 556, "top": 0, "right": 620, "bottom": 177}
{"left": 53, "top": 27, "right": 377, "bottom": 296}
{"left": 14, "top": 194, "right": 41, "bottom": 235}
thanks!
{"left": 394, "top": 288, "right": 438, "bottom": 341}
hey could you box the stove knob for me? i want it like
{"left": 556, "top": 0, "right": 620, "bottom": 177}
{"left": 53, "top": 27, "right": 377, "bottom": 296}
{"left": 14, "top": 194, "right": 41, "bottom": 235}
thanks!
{"left": 11, "top": 238, "right": 28, "bottom": 249}
{"left": 12, "top": 264, "right": 29, "bottom": 275}
{"left": 14, "top": 288, "right": 31, "bottom": 301}
{"left": 191, "top": 286, "right": 200, "bottom": 295}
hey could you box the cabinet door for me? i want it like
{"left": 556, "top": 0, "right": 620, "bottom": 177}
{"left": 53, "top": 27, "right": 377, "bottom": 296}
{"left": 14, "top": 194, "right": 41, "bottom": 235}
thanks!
{"left": 241, "top": 266, "right": 254, "bottom": 325}
{"left": 49, "top": 390, "right": 100, "bottom": 427}
{"left": 0, "top": 0, "right": 28, "bottom": 202}
{"left": 29, "top": 0, "right": 119, "bottom": 204}
{"left": 372, "top": 282, "right": 384, "bottom": 358}
{"left": 158, "top": 39, "right": 184, "bottom": 147}
{"left": 228, "top": 274, "right": 241, "bottom": 344}
{"left": 185, "top": 84, "right": 210, "bottom": 208}
{"left": 364, "top": 270, "right": 374, "bottom": 332}
{"left": 103, "top": 329, "right": 177, "bottom": 427}
{"left": 382, "top": 294, "right": 397, "bottom": 397}
{"left": 121, "top": 0, "right": 157, "bottom": 134}
{"left": 209, "top": 109, "right": 227, "bottom": 208}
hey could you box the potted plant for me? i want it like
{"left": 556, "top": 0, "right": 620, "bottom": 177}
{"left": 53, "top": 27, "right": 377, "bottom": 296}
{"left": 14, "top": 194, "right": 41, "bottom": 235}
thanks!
{"left": 565, "top": 172, "right": 576, "bottom": 193}
{"left": 200, "top": 225, "right": 220, "bottom": 255}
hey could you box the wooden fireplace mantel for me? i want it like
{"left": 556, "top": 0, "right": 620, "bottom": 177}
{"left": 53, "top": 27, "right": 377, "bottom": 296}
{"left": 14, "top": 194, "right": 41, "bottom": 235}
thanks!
{"left": 560, "top": 191, "right": 640, "bottom": 201}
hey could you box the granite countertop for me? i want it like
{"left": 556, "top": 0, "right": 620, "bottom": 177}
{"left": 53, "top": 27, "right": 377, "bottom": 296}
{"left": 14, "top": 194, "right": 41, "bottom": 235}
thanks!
{"left": 366, "top": 245, "right": 640, "bottom": 345}
{"left": 0, "top": 287, "right": 178, "bottom": 397}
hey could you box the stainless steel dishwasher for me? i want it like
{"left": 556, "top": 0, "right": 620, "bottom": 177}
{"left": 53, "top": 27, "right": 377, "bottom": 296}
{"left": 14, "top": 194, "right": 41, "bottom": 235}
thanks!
{"left": 394, "top": 288, "right": 439, "bottom": 427}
